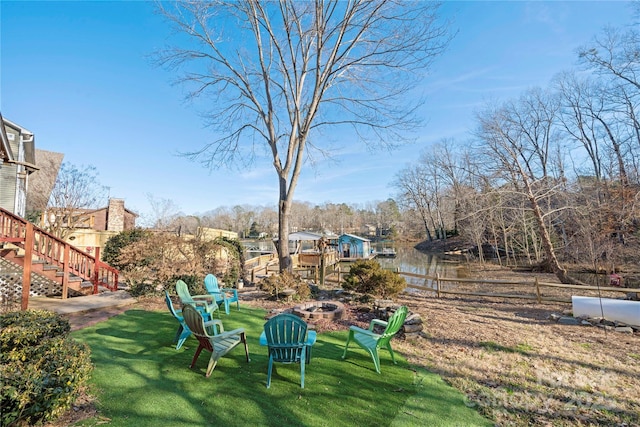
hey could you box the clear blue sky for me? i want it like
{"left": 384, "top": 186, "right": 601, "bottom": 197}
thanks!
{"left": 1, "top": 1, "right": 634, "bottom": 222}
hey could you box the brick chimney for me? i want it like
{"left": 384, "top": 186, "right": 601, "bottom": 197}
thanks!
{"left": 106, "top": 198, "right": 125, "bottom": 232}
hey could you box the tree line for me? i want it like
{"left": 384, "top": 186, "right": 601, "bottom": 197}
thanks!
{"left": 393, "top": 12, "right": 640, "bottom": 282}
{"left": 149, "top": 198, "right": 406, "bottom": 241}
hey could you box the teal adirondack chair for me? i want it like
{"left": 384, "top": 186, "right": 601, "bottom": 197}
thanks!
{"left": 342, "top": 306, "right": 408, "bottom": 373}
{"left": 262, "top": 313, "right": 317, "bottom": 389}
{"left": 164, "top": 290, "right": 192, "bottom": 350}
{"left": 182, "top": 304, "right": 250, "bottom": 377}
{"left": 204, "top": 274, "right": 239, "bottom": 315}
{"left": 176, "top": 280, "right": 219, "bottom": 319}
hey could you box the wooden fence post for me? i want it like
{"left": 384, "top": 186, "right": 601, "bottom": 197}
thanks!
{"left": 535, "top": 277, "right": 541, "bottom": 303}
{"left": 93, "top": 247, "right": 101, "bottom": 294}
{"left": 436, "top": 272, "right": 441, "bottom": 298}
{"left": 62, "top": 243, "right": 70, "bottom": 299}
{"left": 21, "top": 223, "right": 34, "bottom": 310}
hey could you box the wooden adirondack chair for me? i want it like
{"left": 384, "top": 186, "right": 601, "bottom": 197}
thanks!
{"left": 181, "top": 304, "right": 250, "bottom": 377}
{"left": 204, "top": 274, "right": 240, "bottom": 315}
{"left": 342, "top": 306, "right": 408, "bottom": 373}
{"left": 176, "top": 280, "right": 219, "bottom": 319}
{"left": 262, "top": 313, "right": 317, "bottom": 389}
{"left": 164, "top": 290, "right": 192, "bottom": 350}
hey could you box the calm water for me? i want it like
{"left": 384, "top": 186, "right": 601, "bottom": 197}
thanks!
{"left": 381, "top": 244, "right": 639, "bottom": 288}
{"left": 372, "top": 243, "right": 636, "bottom": 289}
{"left": 242, "top": 240, "right": 461, "bottom": 290}
{"left": 374, "top": 243, "right": 462, "bottom": 291}
{"left": 243, "top": 239, "right": 631, "bottom": 289}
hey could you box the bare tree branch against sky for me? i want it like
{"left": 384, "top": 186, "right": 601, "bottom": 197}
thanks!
{"left": 1, "top": 1, "right": 634, "bottom": 221}
{"left": 152, "top": 0, "right": 451, "bottom": 270}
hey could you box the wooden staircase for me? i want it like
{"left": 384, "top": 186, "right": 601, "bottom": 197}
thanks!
{"left": 0, "top": 207, "right": 119, "bottom": 309}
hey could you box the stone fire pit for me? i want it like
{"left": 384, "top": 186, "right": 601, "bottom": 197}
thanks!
{"left": 293, "top": 300, "right": 346, "bottom": 320}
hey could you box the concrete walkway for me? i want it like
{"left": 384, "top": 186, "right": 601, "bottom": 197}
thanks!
{"left": 28, "top": 290, "right": 137, "bottom": 315}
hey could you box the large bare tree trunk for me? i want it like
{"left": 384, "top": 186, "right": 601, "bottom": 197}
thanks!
{"left": 277, "top": 184, "right": 292, "bottom": 272}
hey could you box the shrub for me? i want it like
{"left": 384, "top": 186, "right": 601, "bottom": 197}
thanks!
{"left": 260, "top": 271, "right": 311, "bottom": 301}
{"left": 113, "top": 231, "right": 243, "bottom": 297}
{"left": 0, "top": 310, "right": 93, "bottom": 427}
{"left": 342, "top": 259, "right": 406, "bottom": 298}
{"left": 102, "top": 228, "right": 150, "bottom": 270}
{"left": 127, "top": 281, "right": 157, "bottom": 297}
{"left": 171, "top": 275, "right": 202, "bottom": 295}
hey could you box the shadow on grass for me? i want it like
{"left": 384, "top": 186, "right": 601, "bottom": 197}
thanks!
{"left": 71, "top": 307, "right": 491, "bottom": 427}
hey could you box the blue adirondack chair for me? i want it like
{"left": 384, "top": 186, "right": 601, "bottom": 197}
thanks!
{"left": 182, "top": 304, "right": 250, "bottom": 377}
{"left": 342, "top": 306, "right": 408, "bottom": 373}
{"left": 262, "top": 313, "right": 317, "bottom": 389}
{"left": 204, "top": 274, "right": 239, "bottom": 315}
{"left": 164, "top": 290, "right": 191, "bottom": 350}
{"left": 176, "top": 280, "right": 219, "bottom": 319}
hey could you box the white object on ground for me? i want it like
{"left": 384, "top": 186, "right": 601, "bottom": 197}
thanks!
{"left": 572, "top": 296, "right": 640, "bottom": 327}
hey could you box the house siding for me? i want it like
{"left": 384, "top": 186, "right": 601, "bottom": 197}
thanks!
{"left": 0, "top": 163, "right": 16, "bottom": 211}
{"left": 0, "top": 118, "right": 37, "bottom": 217}
{"left": 0, "top": 127, "right": 19, "bottom": 213}
{"left": 338, "top": 233, "right": 372, "bottom": 259}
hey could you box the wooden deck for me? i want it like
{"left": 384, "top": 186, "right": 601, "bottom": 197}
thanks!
{"left": 296, "top": 250, "right": 339, "bottom": 268}
{"left": 339, "top": 253, "right": 377, "bottom": 262}
{"left": 246, "top": 250, "right": 340, "bottom": 286}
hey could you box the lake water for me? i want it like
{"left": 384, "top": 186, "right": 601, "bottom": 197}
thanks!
{"left": 373, "top": 243, "right": 462, "bottom": 291}
{"left": 242, "top": 239, "right": 460, "bottom": 284}
{"left": 243, "top": 239, "right": 634, "bottom": 289}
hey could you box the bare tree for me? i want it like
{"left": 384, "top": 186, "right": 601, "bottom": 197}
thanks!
{"left": 393, "top": 164, "right": 435, "bottom": 241}
{"left": 156, "top": 0, "right": 450, "bottom": 271}
{"left": 431, "top": 140, "right": 471, "bottom": 236}
{"left": 555, "top": 72, "right": 605, "bottom": 181}
{"left": 475, "top": 88, "right": 580, "bottom": 283}
{"left": 145, "top": 194, "right": 182, "bottom": 231}
{"left": 254, "top": 205, "right": 278, "bottom": 237}
{"left": 46, "top": 163, "right": 107, "bottom": 239}
{"left": 375, "top": 198, "right": 400, "bottom": 238}
{"left": 232, "top": 205, "right": 255, "bottom": 238}
{"left": 579, "top": 25, "right": 640, "bottom": 91}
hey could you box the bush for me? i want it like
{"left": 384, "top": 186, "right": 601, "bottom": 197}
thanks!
{"left": 127, "top": 281, "right": 157, "bottom": 297}
{"left": 260, "top": 271, "right": 311, "bottom": 301}
{"left": 102, "top": 228, "right": 150, "bottom": 270}
{"left": 112, "top": 231, "right": 243, "bottom": 297}
{"left": 171, "top": 274, "right": 202, "bottom": 294}
{"left": 342, "top": 260, "right": 406, "bottom": 298}
{"left": 0, "top": 310, "right": 93, "bottom": 427}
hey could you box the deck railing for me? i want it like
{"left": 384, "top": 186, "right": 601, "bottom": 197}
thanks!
{"left": 0, "top": 207, "right": 119, "bottom": 305}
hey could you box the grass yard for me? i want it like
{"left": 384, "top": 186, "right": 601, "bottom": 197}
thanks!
{"left": 70, "top": 306, "right": 491, "bottom": 427}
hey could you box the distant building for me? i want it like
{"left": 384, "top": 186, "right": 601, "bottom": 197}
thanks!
{"left": 198, "top": 227, "right": 238, "bottom": 240}
{"left": 338, "top": 233, "right": 374, "bottom": 261}
{"left": 360, "top": 223, "right": 377, "bottom": 237}
{"left": 46, "top": 198, "right": 139, "bottom": 257}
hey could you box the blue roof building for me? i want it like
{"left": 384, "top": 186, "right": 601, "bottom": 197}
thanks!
{"left": 338, "top": 233, "right": 374, "bottom": 261}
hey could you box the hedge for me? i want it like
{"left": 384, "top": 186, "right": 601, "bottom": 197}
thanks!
{"left": 0, "top": 310, "right": 93, "bottom": 426}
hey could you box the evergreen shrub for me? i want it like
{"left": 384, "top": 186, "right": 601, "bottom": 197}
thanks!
{"left": 0, "top": 310, "right": 92, "bottom": 426}
{"left": 260, "top": 271, "right": 311, "bottom": 300}
{"left": 342, "top": 259, "right": 406, "bottom": 298}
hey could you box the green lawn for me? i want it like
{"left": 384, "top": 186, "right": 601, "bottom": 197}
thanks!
{"left": 71, "top": 306, "right": 492, "bottom": 427}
